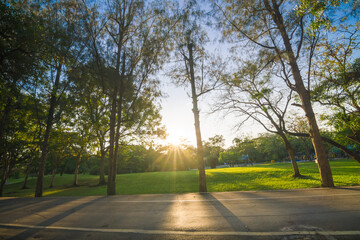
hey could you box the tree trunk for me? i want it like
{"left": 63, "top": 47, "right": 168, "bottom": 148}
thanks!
{"left": 0, "top": 173, "right": 7, "bottom": 197}
{"left": 265, "top": 0, "right": 334, "bottom": 187}
{"left": 0, "top": 98, "right": 12, "bottom": 197}
{"left": 107, "top": 32, "right": 123, "bottom": 196}
{"left": 278, "top": 132, "right": 301, "bottom": 177}
{"left": 60, "top": 159, "right": 68, "bottom": 176}
{"left": 35, "top": 64, "right": 62, "bottom": 197}
{"left": 107, "top": 84, "right": 118, "bottom": 195}
{"left": 22, "top": 164, "right": 32, "bottom": 189}
{"left": 187, "top": 43, "right": 207, "bottom": 193}
{"left": 49, "top": 166, "right": 57, "bottom": 188}
{"left": 107, "top": 49, "right": 125, "bottom": 196}
{"left": 99, "top": 145, "right": 106, "bottom": 185}
{"left": 0, "top": 97, "right": 12, "bottom": 155}
{"left": 0, "top": 159, "right": 9, "bottom": 197}
{"left": 73, "top": 151, "right": 82, "bottom": 186}
{"left": 301, "top": 94, "right": 333, "bottom": 186}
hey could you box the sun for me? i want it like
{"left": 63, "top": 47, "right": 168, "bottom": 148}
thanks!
{"left": 165, "top": 130, "right": 193, "bottom": 147}
{"left": 162, "top": 122, "right": 195, "bottom": 147}
{"left": 166, "top": 134, "right": 183, "bottom": 146}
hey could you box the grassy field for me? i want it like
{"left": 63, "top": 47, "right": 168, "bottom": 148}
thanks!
{"left": 3, "top": 159, "right": 360, "bottom": 197}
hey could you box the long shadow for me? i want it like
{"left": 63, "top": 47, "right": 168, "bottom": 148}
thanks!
{"left": 231, "top": 189, "right": 360, "bottom": 232}
{"left": 0, "top": 198, "right": 73, "bottom": 216}
{"left": 9, "top": 196, "right": 106, "bottom": 240}
{"left": 0, "top": 198, "right": 41, "bottom": 213}
{"left": 335, "top": 186, "right": 360, "bottom": 191}
{"left": 104, "top": 194, "right": 178, "bottom": 231}
{"left": 202, "top": 193, "right": 249, "bottom": 232}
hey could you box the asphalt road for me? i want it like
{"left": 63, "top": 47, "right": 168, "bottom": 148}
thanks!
{"left": 0, "top": 187, "right": 360, "bottom": 240}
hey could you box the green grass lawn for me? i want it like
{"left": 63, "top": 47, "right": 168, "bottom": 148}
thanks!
{"left": 3, "top": 159, "right": 360, "bottom": 197}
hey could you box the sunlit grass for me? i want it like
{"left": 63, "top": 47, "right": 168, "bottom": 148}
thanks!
{"left": 3, "top": 159, "right": 359, "bottom": 197}
{"left": 207, "top": 160, "right": 360, "bottom": 192}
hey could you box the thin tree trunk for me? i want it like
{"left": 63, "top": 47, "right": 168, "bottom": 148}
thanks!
{"left": 0, "top": 98, "right": 12, "bottom": 156}
{"left": 107, "top": 48, "right": 125, "bottom": 195}
{"left": 49, "top": 166, "right": 57, "bottom": 188}
{"left": 99, "top": 145, "right": 106, "bottom": 185}
{"left": 188, "top": 43, "right": 207, "bottom": 193}
{"left": 60, "top": 159, "right": 68, "bottom": 176}
{"left": 107, "top": 85, "right": 118, "bottom": 195}
{"left": 35, "top": 64, "right": 62, "bottom": 197}
{"left": 265, "top": 0, "right": 334, "bottom": 187}
{"left": 22, "top": 164, "right": 32, "bottom": 189}
{"left": 0, "top": 156, "right": 15, "bottom": 197}
{"left": 0, "top": 159, "right": 9, "bottom": 197}
{"left": 107, "top": 28, "right": 123, "bottom": 196}
{"left": 73, "top": 151, "right": 82, "bottom": 186}
{"left": 111, "top": 57, "right": 126, "bottom": 195}
{"left": 0, "top": 174, "right": 7, "bottom": 197}
{"left": 278, "top": 132, "right": 301, "bottom": 177}
{"left": 0, "top": 98, "right": 12, "bottom": 196}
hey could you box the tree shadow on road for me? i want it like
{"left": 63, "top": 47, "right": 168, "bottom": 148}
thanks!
{"left": 8, "top": 196, "right": 106, "bottom": 240}
{"left": 335, "top": 186, "right": 360, "bottom": 191}
{"left": 201, "top": 193, "right": 249, "bottom": 232}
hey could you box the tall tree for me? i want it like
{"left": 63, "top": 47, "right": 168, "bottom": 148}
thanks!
{"left": 284, "top": 22, "right": 360, "bottom": 163}
{"left": 0, "top": 2, "right": 45, "bottom": 196}
{"left": 214, "top": 0, "right": 334, "bottom": 186}
{"left": 88, "top": 0, "right": 173, "bottom": 195}
{"left": 33, "top": 0, "right": 87, "bottom": 197}
{"left": 170, "top": 0, "right": 222, "bottom": 192}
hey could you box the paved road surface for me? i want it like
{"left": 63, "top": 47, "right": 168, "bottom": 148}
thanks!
{"left": 0, "top": 187, "right": 360, "bottom": 239}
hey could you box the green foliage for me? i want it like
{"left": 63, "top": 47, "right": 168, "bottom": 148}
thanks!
{"left": 0, "top": 2, "right": 44, "bottom": 85}
{"left": 296, "top": 0, "right": 359, "bottom": 33}
{"left": 219, "top": 150, "right": 242, "bottom": 165}
{"left": 204, "top": 135, "right": 225, "bottom": 168}
{"left": 313, "top": 21, "right": 360, "bottom": 147}
{"left": 0, "top": 2, "right": 46, "bottom": 174}
{"left": 231, "top": 137, "right": 265, "bottom": 163}
{"left": 222, "top": 133, "right": 314, "bottom": 164}
{"left": 117, "top": 145, "right": 152, "bottom": 174}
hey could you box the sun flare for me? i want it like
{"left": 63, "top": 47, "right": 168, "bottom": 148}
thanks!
{"left": 164, "top": 129, "right": 193, "bottom": 146}
{"left": 166, "top": 135, "right": 183, "bottom": 146}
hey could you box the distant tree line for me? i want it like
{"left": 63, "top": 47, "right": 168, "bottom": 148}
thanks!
{"left": 218, "top": 134, "right": 350, "bottom": 166}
